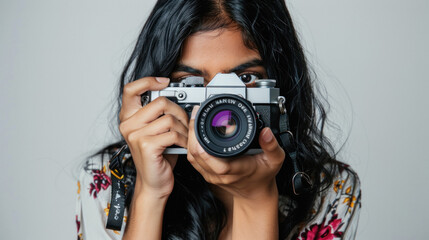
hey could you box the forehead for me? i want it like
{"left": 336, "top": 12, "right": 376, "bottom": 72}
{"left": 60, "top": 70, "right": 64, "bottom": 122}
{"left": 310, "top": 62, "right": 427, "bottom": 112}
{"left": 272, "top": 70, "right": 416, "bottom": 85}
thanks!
{"left": 179, "top": 29, "right": 261, "bottom": 69}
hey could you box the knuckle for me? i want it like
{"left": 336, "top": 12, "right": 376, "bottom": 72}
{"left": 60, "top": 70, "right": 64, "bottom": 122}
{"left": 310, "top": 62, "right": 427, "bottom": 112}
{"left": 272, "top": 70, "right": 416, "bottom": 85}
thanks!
{"left": 214, "top": 164, "right": 231, "bottom": 175}
{"left": 189, "top": 146, "right": 199, "bottom": 156}
{"left": 156, "top": 96, "right": 169, "bottom": 109}
{"left": 271, "top": 154, "right": 285, "bottom": 170}
{"left": 219, "top": 175, "right": 236, "bottom": 185}
{"left": 212, "top": 177, "right": 227, "bottom": 186}
{"left": 122, "top": 82, "right": 133, "bottom": 96}
{"left": 119, "top": 122, "right": 128, "bottom": 136}
{"left": 274, "top": 147, "right": 286, "bottom": 164}
{"left": 202, "top": 175, "right": 215, "bottom": 184}
{"left": 187, "top": 153, "right": 195, "bottom": 163}
{"left": 139, "top": 138, "right": 150, "bottom": 149}
{"left": 199, "top": 151, "right": 211, "bottom": 161}
{"left": 127, "top": 131, "right": 139, "bottom": 143}
{"left": 164, "top": 114, "right": 176, "bottom": 125}
{"left": 169, "top": 131, "right": 180, "bottom": 140}
{"left": 267, "top": 141, "right": 278, "bottom": 152}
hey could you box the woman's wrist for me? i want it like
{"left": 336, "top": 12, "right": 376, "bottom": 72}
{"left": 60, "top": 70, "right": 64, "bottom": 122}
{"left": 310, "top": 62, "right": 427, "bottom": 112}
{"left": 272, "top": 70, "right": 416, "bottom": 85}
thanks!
{"left": 134, "top": 175, "right": 172, "bottom": 201}
{"left": 231, "top": 181, "right": 279, "bottom": 240}
{"left": 123, "top": 183, "right": 169, "bottom": 240}
{"left": 230, "top": 177, "right": 278, "bottom": 201}
{"left": 232, "top": 180, "right": 278, "bottom": 207}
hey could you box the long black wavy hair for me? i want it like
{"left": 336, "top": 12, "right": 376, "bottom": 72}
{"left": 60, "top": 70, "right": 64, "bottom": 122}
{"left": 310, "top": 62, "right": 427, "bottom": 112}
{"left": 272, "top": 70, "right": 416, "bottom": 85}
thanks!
{"left": 98, "top": 0, "right": 339, "bottom": 239}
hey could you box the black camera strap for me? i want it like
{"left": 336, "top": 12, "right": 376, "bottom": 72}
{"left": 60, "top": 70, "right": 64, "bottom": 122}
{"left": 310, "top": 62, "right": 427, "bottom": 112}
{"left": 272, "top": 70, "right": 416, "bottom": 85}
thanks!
{"left": 106, "top": 145, "right": 128, "bottom": 231}
{"left": 279, "top": 113, "right": 313, "bottom": 195}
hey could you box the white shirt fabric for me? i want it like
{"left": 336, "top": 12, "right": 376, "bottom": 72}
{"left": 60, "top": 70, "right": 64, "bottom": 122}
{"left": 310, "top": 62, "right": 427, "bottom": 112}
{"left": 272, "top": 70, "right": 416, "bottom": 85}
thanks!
{"left": 76, "top": 154, "right": 361, "bottom": 240}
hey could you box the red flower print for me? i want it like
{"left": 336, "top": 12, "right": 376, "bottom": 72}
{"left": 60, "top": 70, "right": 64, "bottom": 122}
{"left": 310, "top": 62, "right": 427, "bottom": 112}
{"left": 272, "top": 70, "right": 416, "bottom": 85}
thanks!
{"left": 89, "top": 167, "right": 111, "bottom": 198}
{"left": 298, "top": 214, "right": 343, "bottom": 240}
{"left": 76, "top": 215, "right": 80, "bottom": 233}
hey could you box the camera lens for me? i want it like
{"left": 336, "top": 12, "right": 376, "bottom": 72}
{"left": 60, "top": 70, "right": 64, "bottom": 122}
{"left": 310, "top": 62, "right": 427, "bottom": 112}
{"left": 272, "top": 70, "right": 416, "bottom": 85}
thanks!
{"left": 211, "top": 110, "right": 239, "bottom": 139}
{"left": 195, "top": 94, "right": 257, "bottom": 158}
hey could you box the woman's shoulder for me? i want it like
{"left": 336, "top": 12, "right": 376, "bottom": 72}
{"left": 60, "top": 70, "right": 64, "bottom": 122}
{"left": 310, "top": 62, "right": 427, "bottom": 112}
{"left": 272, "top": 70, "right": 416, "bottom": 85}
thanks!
{"left": 295, "top": 162, "right": 361, "bottom": 240}
{"left": 281, "top": 162, "right": 362, "bottom": 240}
{"left": 318, "top": 162, "right": 361, "bottom": 217}
{"left": 322, "top": 162, "right": 361, "bottom": 198}
{"left": 279, "top": 163, "right": 361, "bottom": 209}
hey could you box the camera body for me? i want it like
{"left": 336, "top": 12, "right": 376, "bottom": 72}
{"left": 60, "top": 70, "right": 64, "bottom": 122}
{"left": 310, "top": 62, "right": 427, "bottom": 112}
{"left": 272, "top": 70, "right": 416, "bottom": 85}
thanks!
{"left": 146, "top": 73, "right": 285, "bottom": 157}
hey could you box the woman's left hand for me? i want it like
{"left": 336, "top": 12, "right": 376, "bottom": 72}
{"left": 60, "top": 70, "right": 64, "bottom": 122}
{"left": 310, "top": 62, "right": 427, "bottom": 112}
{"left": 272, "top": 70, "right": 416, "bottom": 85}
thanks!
{"left": 187, "top": 106, "right": 286, "bottom": 200}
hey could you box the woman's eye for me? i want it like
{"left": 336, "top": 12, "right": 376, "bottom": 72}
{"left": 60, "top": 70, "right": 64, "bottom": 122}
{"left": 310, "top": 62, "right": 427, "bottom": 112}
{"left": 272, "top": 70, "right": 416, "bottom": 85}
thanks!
{"left": 238, "top": 73, "right": 261, "bottom": 84}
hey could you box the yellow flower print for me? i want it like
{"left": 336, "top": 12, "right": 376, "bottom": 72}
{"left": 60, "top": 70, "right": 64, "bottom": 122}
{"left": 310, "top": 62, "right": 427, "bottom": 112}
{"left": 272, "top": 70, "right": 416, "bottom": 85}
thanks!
{"left": 77, "top": 181, "right": 81, "bottom": 195}
{"left": 343, "top": 196, "right": 357, "bottom": 212}
{"left": 104, "top": 203, "right": 110, "bottom": 216}
{"left": 333, "top": 180, "right": 345, "bottom": 193}
{"left": 345, "top": 186, "right": 351, "bottom": 194}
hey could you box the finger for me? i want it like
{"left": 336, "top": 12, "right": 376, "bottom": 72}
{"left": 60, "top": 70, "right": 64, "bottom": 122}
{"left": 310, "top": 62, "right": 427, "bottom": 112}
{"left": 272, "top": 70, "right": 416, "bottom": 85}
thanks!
{"left": 154, "top": 131, "right": 188, "bottom": 150}
{"left": 129, "top": 128, "right": 188, "bottom": 152}
{"left": 120, "top": 76, "right": 170, "bottom": 121}
{"left": 130, "top": 96, "right": 189, "bottom": 128}
{"left": 258, "top": 127, "right": 285, "bottom": 167}
{"left": 121, "top": 113, "right": 188, "bottom": 139}
{"left": 145, "top": 114, "right": 188, "bottom": 137}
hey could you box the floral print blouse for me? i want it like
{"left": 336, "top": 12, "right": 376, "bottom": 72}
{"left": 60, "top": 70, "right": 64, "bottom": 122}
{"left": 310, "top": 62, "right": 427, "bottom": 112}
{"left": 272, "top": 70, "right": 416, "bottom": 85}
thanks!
{"left": 76, "top": 154, "right": 361, "bottom": 240}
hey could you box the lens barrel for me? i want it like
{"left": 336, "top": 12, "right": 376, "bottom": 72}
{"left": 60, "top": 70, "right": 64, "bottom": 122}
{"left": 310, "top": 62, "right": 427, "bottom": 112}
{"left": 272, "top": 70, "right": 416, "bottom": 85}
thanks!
{"left": 195, "top": 94, "right": 257, "bottom": 157}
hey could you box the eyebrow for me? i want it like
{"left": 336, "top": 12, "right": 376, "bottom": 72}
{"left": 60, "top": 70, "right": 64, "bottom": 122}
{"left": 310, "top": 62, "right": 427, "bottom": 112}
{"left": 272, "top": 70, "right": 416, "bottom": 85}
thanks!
{"left": 173, "top": 58, "right": 264, "bottom": 75}
{"left": 173, "top": 65, "right": 203, "bottom": 75}
{"left": 228, "top": 59, "right": 264, "bottom": 73}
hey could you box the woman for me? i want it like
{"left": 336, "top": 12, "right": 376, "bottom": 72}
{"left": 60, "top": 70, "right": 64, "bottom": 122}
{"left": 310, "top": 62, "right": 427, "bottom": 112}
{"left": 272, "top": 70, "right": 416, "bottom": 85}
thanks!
{"left": 76, "top": 0, "right": 361, "bottom": 239}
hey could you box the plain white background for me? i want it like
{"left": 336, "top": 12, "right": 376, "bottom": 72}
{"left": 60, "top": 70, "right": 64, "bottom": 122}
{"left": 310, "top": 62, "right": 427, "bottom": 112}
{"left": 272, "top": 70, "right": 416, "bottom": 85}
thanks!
{"left": 1, "top": 0, "right": 428, "bottom": 239}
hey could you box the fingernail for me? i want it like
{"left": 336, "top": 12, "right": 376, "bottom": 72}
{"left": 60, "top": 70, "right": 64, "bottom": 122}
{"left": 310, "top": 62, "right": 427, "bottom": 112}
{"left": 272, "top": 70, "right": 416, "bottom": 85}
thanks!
{"left": 155, "top": 77, "right": 170, "bottom": 83}
{"left": 191, "top": 106, "right": 200, "bottom": 120}
{"left": 262, "top": 128, "right": 273, "bottom": 143}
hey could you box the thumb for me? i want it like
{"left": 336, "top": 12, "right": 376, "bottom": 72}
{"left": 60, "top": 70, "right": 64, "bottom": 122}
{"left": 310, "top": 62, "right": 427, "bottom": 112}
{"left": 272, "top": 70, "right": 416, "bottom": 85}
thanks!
{"left": 154, "top": 77, "right": 170, "bottom": 87}
{"left": 258, "top": 127, "right": 285, "bottom": 165}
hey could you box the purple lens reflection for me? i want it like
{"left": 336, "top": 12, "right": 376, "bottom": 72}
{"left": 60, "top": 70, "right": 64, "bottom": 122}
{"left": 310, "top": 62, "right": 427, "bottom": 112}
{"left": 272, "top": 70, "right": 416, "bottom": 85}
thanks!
{"left": 211, "top": 110, "right": 238, "bottom": 138}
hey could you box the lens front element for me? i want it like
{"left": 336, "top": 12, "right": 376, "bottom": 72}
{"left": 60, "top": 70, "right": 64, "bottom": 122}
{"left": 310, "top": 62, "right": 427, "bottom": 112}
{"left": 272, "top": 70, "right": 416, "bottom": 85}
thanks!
{"left": 211, "top": 110, "right": 239, "bottom": 139}
{"left": 195, "top": 94, "right": 257, "bottom": 157}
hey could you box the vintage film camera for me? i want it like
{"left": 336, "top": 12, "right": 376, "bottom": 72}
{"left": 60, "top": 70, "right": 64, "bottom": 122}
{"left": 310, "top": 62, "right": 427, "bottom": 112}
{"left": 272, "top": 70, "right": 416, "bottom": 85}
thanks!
{"left": 144, "top": 73, "right": 287, "bottom": 158}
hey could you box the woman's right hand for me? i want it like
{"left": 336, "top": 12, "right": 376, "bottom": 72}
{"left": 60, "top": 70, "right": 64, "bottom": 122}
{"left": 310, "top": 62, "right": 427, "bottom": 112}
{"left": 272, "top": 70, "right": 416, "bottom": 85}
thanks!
{"left": 118, "top": 77, "right": 189, "bottom": 199}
